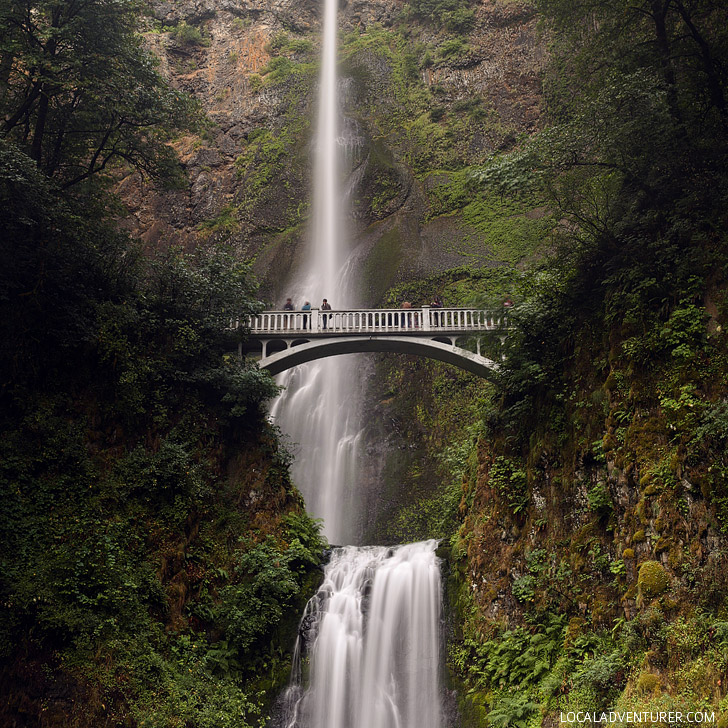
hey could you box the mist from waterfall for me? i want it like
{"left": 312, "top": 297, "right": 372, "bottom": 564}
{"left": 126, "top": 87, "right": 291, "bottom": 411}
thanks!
{"left": 269, "top": 0, "right": 366, "bottom": 545}
{"left": 280, "top": 541, "right": 443, "bottom": 728}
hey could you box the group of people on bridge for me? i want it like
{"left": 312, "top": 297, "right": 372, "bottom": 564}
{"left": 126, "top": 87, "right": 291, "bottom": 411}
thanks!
{"left": 279, "top": 295, "right": 449, "bottom": 330}
{"left": 283, "top": 297, "right": 331, "bottom": 329}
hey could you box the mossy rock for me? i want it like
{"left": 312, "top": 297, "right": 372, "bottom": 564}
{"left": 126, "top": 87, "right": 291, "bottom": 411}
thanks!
{"left": 667, "top": 546, "right": 684, "bottom": 570}
{"left": 637, "top": 560, "right": 670, "bottom": 600}
{"left": 641, "top": 607, "right": 664, "bottom": 631}
{"left": 633, "top": 529, "right": 646, "bottom": 543}
{"left": 636, "top": 671, "right": 660, "bottom": 695}
{"left": 635, "top": 498, "right": 650, "bottom": 524}
{"left": 563, "top": 616, "right": 586, "bottom": 649}
{"left": 623, "top": 548, "right": 635, "bottom": 559}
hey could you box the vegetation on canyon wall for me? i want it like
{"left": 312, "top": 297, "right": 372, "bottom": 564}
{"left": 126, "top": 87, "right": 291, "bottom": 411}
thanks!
{"left": 422, "top": 0, "right": 728, "bottom": 725}
{"left": 3, "top": 0, "right": 728, "bottom": 725}
{"left": 0, "top": 4, "right": 325, "bottom": 725}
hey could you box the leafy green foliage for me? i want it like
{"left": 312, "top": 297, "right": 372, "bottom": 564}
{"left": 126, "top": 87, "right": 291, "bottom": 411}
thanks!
{"left": 453, "top": 614, "right": 567, "bottom": 691}
{"left": 489, "top": 456, "right": 529, "bottom": 514}
{"left": 0, "top": 0, "right": 199, "bottom": 188}
{"left": 488, "top": 695, "right": 539, "bottom": 728}
{"left": 586, "top": 481, "right": 612, "bottom": 517}
{"left": 408, "top": 0, "right": 476, "bottom": 33}
{"left": 512, "top": 575, "right": 536, "bottom": 604}
{"left": 172, "top": 21, "right": 210, "bottom": 47}
{"left": 0, "top": 132, "right": 320, "bottom": 722}
{"left": 218, "top": 536, "right": 318, "bottom": 655}
{"left": 265, "top": 31, "right": 313, "bottom": 57}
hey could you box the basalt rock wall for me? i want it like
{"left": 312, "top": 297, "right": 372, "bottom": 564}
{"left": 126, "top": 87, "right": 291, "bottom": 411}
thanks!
{"left": 120, "top": 0, "right": 545, "bottom": 304}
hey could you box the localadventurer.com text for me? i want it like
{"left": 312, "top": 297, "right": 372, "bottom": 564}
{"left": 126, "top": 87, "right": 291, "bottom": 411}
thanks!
{"left": 560, "top": 712, "right": 717, "bottom": 724}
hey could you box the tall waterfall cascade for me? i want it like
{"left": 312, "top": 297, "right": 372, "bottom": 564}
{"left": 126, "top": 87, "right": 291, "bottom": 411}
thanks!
{"left": 270, "top": 3, "right": 449, "bottom": 726}
{"left": 268, "top": 0, "right": 365, "bottom": 546}
{"left": 280, "top": 541, "right": 443, "bottom": 728}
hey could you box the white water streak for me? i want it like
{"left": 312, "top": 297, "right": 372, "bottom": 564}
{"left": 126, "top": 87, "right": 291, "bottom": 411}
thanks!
{"left": 283, "top": 541, "right": 443, "bottom": 728}
{"left": 269, "top": 0, "right": 365, "bottom": 544}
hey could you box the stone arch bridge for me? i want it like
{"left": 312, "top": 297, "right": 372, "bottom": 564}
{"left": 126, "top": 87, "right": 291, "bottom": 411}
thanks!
{"left": 238, "top": 307, "right": 506, "bottom": 378}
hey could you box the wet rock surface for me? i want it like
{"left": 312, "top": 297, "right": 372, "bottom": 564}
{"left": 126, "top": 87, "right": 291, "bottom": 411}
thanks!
{"left": 120, "top": 0, "right": 545, "bottom": 301}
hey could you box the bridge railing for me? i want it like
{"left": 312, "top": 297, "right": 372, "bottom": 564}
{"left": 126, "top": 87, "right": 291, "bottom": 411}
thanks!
{"left": 241, "top": 307, "right": 504, "bottom": 335}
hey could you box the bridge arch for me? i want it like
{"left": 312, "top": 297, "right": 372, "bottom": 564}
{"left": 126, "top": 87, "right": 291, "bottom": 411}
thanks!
{"left": 255, "top": 336, "right": 499, "bottom": 378}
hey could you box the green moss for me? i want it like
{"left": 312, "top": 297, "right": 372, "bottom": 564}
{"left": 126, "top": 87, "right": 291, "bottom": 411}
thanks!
{"left": 248, "top": 73, "right": 262, "bottom": 92}
{"left": 265, "top": 31, "right": 313, "bottom": 57}
{"left": 623, "top": 548, "right": 635, "bottom": 559}
{"left": 635, "top": 498, "right": 650, "bottom": 524}
{"left": 637, "top": 560, "right": 670, "bottom": 600}
{"left": 636, "top": 671, "right": 660, "bottom": 694}
{"left": 604, "top": 372, "right": 618, "bottom": 390}
{"left": 234, "top": 110, "right": 309, "bottom": 222}
{"left": 340, "top": 26, "right": 518, "bottom": 174}
{"left": 633, "top": 529, "right": 646, "bottom": 543}
{"left": 654, "top": 536, "right": 671, "bottom": 554}
{"left": 362, "top": 226, "right": 404, "bottom": 302}
{"left": 564, "top": 616, "right": 586, "bottom": 648}
{"left": 196, "top": 203, "right": 241, "bottom": 238}
{"left": 667, "top": 547, "right": 684, "bottom": 570}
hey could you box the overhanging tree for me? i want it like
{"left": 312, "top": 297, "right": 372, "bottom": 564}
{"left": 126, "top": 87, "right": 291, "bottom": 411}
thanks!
{"left": 0, "top": 0, "right": 198, "bottom": 188}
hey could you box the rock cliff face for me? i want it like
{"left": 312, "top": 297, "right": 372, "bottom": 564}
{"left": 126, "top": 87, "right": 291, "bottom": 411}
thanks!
{"left": 120, "top": 0, "right": 544, "bottom": 303}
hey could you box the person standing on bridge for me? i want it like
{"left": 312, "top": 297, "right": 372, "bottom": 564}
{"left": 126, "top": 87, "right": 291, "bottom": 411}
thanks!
{"left": 321, "top": 298, "right": 332, "bottom": 329}
{"left": 283, "top": 298, "right": 293, "bottom": 329}
{"left": 301, "top": 300, "right": 311, "bottom": 329}
{"left": 430, "top": 296, "right": 442, "bottom": 326}
{"left": 282, "top": 297, "right": 294, "bottom": 330}
{"left": 400, "top": 301, "right": 412, "bottom": 328}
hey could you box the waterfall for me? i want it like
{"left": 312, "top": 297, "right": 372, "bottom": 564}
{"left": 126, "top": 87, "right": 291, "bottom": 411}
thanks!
{"left": 269, "top": 6, "right": 448, "bottom": 727}
{"left": 280, "top": 541, "right": 443, "bottom": 728}
{"left": 269, "top": 0, "right": 365, "bottom": 545}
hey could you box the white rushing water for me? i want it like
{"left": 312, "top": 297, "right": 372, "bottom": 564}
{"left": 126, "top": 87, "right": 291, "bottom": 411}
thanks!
{"left": 270, "top": 5, "right": 447, "bottom": 727}
{"left": 269, "top": 0, "right": 365, "bottom": 545}
{"left": 281, "top": 541, "right": 443, "bottom": 728}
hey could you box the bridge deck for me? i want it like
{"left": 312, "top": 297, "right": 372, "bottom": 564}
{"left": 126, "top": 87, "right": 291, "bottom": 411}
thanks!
{"left": 242, "top": 307, "right": 504, "bottom": 337}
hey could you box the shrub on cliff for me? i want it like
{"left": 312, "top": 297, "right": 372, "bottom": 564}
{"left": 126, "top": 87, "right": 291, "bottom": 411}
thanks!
{"left": 409, "top": 0, "right": 475, "bottom": 33}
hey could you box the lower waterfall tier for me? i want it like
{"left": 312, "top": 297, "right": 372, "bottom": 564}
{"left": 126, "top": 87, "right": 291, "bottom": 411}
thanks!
{"left": 279, "top": 540, "right": 443, "bottom": 728}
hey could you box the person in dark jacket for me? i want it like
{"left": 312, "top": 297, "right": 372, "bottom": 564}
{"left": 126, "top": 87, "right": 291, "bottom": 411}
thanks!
{"left": 321, "top": 298, "right": 332, "bottom": 329}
